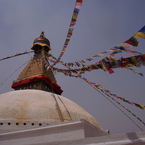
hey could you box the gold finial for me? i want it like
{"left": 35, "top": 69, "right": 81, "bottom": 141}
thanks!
{"left": 30, "top": 32, "right": 52, "bottom": 51}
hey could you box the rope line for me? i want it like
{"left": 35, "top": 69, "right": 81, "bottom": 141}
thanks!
{"left": 0, "top": 59, "right": 31, "bottom": 88}
{"left": 45, "top": 54, "right": 144, "bottom": 130}
{"left": 80, "top": 76, "right": 144, "bottom": 131}
{"left": 0, "top": 51, "right": 33, "bottom": 62}
{"left": 85, "top": 79, "right": 143, "bottom": 131}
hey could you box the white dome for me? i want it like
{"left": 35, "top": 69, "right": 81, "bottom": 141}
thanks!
{"left": 0, "top": 90, "right": 103, "bottom": 130}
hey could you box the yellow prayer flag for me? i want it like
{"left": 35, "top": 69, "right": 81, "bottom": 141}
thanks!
{"left": 140, "top": 105, "right": 145, "bottom": 109}
{"left": 134, "top": 32, "right": 145, "bottom": 39}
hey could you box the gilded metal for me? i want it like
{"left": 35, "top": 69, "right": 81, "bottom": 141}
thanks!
{"left": 33, "top": 32, "right": 50, "bottom": 46}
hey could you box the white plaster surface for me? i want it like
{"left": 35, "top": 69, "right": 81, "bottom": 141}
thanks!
{"left": 0, "top": 120, "right": 107, "bottom": 145}
{"left": 0, "top": 90, "right": 103, "bottom": 130}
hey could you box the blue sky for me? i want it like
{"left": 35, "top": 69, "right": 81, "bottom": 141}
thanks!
{"left": 0, "top": 0, "right": 145, "bottom": 134}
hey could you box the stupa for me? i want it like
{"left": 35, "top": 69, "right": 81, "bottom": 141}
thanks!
{"left": 0, "top": 33, "right": 111, "bottom": 144}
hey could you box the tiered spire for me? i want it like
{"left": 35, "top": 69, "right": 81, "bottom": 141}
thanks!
{"left": 12, "top": 32, "right": 63, "bottom": 95}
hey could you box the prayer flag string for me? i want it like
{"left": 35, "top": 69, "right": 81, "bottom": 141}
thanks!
{"left": 0, "top": 51, "right": 33, "bottom": 62}
{"left": 51, "top": 66, "right": 144, "bottom": 130}
{"left": 76, "top": 75, "right": 145, "bottom": 128}
{"left": 51, "top": 25, "right": 144, "bottom": 68}
{"left": 125, "top": 67, "right": 144, "bottom": 77}
{"left": 80, "top": 76, "right": 145, "bottom": 110}
{"left": 80, "top": 76, "right": 144, "bottom": 130}
{"left": 49, "top": 54, "right": 145, "bottom": 75}
{"left": 0, "top": 59, "right": 31, "bottom": 87}
{"left": 110, "top": 25, "right": 145, "bottom": 56}
{"left": 51, "top": 0, "right": 83, "bottom": 67}
{"left": 47, "top": 54, "right": 145, "bottom": 110}
{"left": 45, "top": 54, "right": 145, "bottom": 129}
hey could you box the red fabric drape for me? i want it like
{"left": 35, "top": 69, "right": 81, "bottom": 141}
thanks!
{"left": 12, "top": 76, "right": 63, "bottom": 95}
